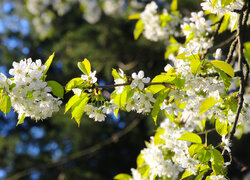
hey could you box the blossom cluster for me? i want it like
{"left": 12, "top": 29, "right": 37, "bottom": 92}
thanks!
{"left": 181, "top": 11, "right": 213, "bottom": 55}
{"left": 0, "top": 58, "right": 62, "bottom": 122}
{"left": 139, "top": 1, "right": 181, "bottom": 42}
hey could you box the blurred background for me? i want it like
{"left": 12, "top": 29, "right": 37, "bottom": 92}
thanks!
{"left": 0, "top": 0, "right": 249, "bottom": 180}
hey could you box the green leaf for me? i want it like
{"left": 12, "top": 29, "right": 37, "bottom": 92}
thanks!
{"left": 221, "top": 0, "right": 234, "bottom": 7}
{"left": 212, "top": 0, "right": 218, "bottom": 7}
{"left": 214, "top": 66, "right": 232, "bottom": 91}
{"left": 178, "top": 132, "right": 202, "bottom": 144}
{"left": 181, "top": 170, "right": 193, "bottom": 180}
{"left": 151, "top": 89, "right": 170, "bottom": 124}
{"left": 128, "top": 13, "right": 140, "bottom": 20}
{"left": 244, "top": 41, "right": 250, "bottom": 60}
{"left": 215, "top": 119, "right": 228, "bottom": 136}
{"left": 188, "top": 143, "right": 204, "bottom": 156}
{"left": 0, "top": 94, "right": 11, "bottom": 115}
{"left": 47, "top": 81, "right": 64, "bottom": 99}
{"left": 176, "top": 52, "right": 187, "bottom": 59}
{"left": 195, "top": 169, "right": 209, "bottom": 180}
{"left": 146, "top": 84, "right": 165, "bottom": 94}
{"left": 211, "top": 149, "right": 224, "bottom": 175}
{"left": 112, "top": 69, "right": 120, "bottom": 79}
{"left": 134, "top": 19, "right": 144, "bottom": 40}
{"left": 65, "top": 94, "right": 80, "bottom": 113}
{"left": 16, "top": 113, "right": 26, "bottom": 126}
{"left": 165, "top": 44, "right": 179, "bottom": 59}
{"left": 190, "top": 55, "right": 201, "bottom": 75}
{"left": 159, "top": 14, "right": 171, "bottom": 27}
{"left": 65, "top": 78, "right": 85, "bottom": 93}
{"left": 138, "top": 165, "right": 150, "bottom": 178}
{"left": 172, "top": 78, "right": 185, "bottom": 89}
{"left": 137, "top": 153, "right": 145, "bottom": 168}
{"left": 44, "top": 52, "right": 55, "bottom": 75}
{"left": 78, "top": 58, "right": 91, "bottom": 75}
{"left": 170, "top": 0, "right": 178, "bottom": 11}
{"left": 218, "top": 13, "right": 230, "bottom": 34}
{"left": 199, "top": 97, "right": 216, "bottom": 114}
{"left": 211, "top": 60, "right": 234, "bottom": 77}
{"left": 198, "top": 150, "right": 211, "bottom": 163}
{"left": 114, "top": 174, "right": 131, "bottom": 180}
{"left": 154, "top": 128, "right": 165, "bottom": 145}
{"left": 71, "top": 96, "right": 89, "bottom": 127}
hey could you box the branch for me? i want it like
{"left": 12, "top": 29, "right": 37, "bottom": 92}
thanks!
{"left": 199, "top": 70, "right": 243, "bottom": 78}
{"left": 88, "top": 82, "right": 173, "bottom": 90}
{"left": 201, "top": 16, "right": 224, "bottom": 59}
{"left": 6, "top": 118, "right": 142, "bottom": 180}
{"left": 229, "top": 1, "right": 249, "bottom": 139}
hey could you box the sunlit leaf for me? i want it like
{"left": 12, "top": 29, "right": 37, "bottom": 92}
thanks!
{"left": 199, "top": 97, "right": 216, "bottom": 114}
{"left": 170, "top": 0, "right": 178, "bottom": 11}
{"left": 16, "top": 113, "right": 25, "bottom": 126}
{"left": 78, "top": 58, "right": 91, "bottom": 75}
{"left": 215, "top": 119, "right": 228, "bottom": 136}
{"left": 44, "top": 52, "right": 55, "bottom": 75}
{"left": 151, "top": 89, "right": 170, "bottom": 124}
{"left": 114, "top": 174, "right": 131, "bottom": 180}
{"left": 134, "top": 19, "right": 144, "bottom": 40}
{"left": 178, "top": 132, "right": 202, "bottom": 144}
{"left": 211, "top": 60, "right": 234, "bottom": 77}
{"left": 47, "top": 80, "right": 64, "bottom": 99}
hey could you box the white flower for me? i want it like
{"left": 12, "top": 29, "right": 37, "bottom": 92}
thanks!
{"left": 131, "top": 70, "right": 150, "bottom": 90}
{"left": 72, "top": 88, "right": 82, "bottom": 96}
{"left": 8, "top": 58, "right": 62, "bottom": 121}
{"left": 164, "top": 64, "right": 172, "bottom": 72}
{"left": 81, "top": 70, "right": 97, "bottom": 84}
{"left": 215, "top": 48, "right": 222, "bottom": 59}
{"left": 210, "top": 175, "right": 227, "bottom": 180}
{"left": 222, "top": 135, "right": 231, "bottom": 152}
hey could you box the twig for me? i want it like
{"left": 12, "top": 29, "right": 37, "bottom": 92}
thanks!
{"left": 229, "top": 1, "right": 249, "bottom": 139}
{"left": 6, "top": 118, "right": 142, "bottom": 180}
{"left": 83, "top": 82, "right": 173, "bottom": 90}
{"left": 201, "top": 16, "right": 224, "bottom": 59}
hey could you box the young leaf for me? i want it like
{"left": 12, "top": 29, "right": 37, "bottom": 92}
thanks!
{"left": 16, "top": 113, "right": 26, "bottom": 126}
{"left": 71, "top": 96, "right": 89, "bottom": 127}
{"left": 211, "top": 149, "right": 224, "bottom": 175}
{"left": 188, "top": 143, "right": 204, "bottom": 156}
{"left": 215, "top": 119, "right": 228, "bottom": 136}
{"left": 65, "top": 78, "right": 85, "bottom": 93}
{"left": 0, "top": 94, "right": 11, "bottom": 115}
{"left": 47, "top": 81, "right": 64, "bottom": 99}
{"left": 65, "top": 94, "right": 80, "bottom": 113}
{"left": 170, "top": 0, "right": 178, "bottom": 11}
{"left": 198, "top": 149, "right": 211, "bottom": 163}
{"left": 128, "top": 13, "right": 140, "bottom": 20}
{"left": 190, "top": 55, "right": 201, "bottom": 75}
{"left": 199, "top": 97, "right": 216, "bottom": 114}
{"left": 211, "top": 60, "right": 234, "bottom": 77}
{"left": 78, "top": 58, "right": 91, "bottom": 75}
{"left": 43, "top": 52, "right": 55, "bottom": 75}
{"left": 134, "top": 19, "right": 144, "bottom": 40}
{"left": 218, "top": 13, "right": 230, "bottom": 34}
{"left": 214, "top": 66, "right": 232, "bottom": 91}
{"left": 114, "top": 174, "right": 131, "bottom": 180}
{"left": 137, "top": 153, "right": 145, "bottom": 168}
{"left": 181, "top": 170, "right": 193, "bottom": 180}
{"left": 112, "top": 68, "right": 120, "bottom": 79}
{"left": 151, "top": 89, "right": 170, "bottom": 124}
{"left": 178, "top": 132, "right": 202, "bottom": 144}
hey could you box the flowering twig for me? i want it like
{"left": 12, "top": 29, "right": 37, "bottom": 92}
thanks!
{"left": 90, "top": 82, "right": 173, "bottom": 90}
